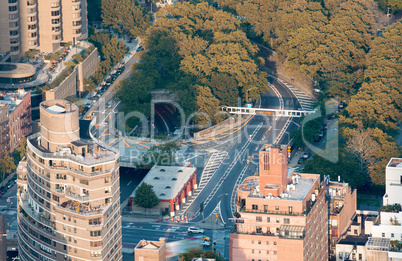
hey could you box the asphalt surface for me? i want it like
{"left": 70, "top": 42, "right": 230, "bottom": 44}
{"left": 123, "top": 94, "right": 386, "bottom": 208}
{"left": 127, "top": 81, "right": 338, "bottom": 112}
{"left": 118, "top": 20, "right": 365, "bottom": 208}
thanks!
{"left": 185, "top": 77, "right": 304, "bottom": 225}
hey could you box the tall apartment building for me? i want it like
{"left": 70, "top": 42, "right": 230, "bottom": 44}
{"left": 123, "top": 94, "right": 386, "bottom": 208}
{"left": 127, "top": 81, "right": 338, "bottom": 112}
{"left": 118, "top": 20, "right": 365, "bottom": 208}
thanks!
{"left": 16, "top": 100, "right": 122, "bottom": 261}
{"left": 0, "top": 0, "right": 88, "bottom": 59}
{"left": 230, "top": 144, "right": 328, "bottom": 261}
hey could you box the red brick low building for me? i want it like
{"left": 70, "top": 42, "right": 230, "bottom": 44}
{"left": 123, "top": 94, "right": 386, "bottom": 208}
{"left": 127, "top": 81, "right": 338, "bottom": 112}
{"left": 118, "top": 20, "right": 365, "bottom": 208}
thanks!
{"left": 130, "top": 163, "right": 197, "bottom": 216}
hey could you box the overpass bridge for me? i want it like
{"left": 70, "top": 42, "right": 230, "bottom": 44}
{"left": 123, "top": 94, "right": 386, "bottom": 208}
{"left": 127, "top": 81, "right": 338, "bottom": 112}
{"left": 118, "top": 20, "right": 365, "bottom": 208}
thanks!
{"left": 222, "top": 106, "right": 315, "bottom": 117}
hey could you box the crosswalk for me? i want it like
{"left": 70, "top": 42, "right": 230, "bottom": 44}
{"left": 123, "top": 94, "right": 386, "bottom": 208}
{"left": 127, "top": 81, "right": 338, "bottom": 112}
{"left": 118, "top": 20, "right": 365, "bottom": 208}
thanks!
{"left": 198, "top": 151, "right": 227, "bottom": 189}
{"left": 176, "top": 150, "right": 227, "bottom": 217}
{"left": 276, "top": 79, "right": 315, "bottom": 111}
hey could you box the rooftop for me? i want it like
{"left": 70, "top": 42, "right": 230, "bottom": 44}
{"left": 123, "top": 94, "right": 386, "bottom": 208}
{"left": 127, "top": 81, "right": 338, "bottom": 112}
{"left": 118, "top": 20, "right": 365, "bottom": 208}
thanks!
{"left": 41, "top": 100, "right": 77, "bottom": 114}
{"left": 366, "top": 237, "right": 390, "bottom": 251}
{"left": 134, "top": 164, "right": 196, "bottom": 200}
{"left": 241, "top": 173, "right": 319, "bottom": 201}
{"left": 0, "top": 62, "right": 36, "bottom": 78}
{"left": 0, "top": 89, "right": 29, "bottom": 113}
{"left": 338, "top": 235, "right": 369, "bottom": 246}
{"left": 27, "top": 132, "right": 118, "bottom": 166}
{"left": 135, "top": 238, "right": 165, "bottom": 250}
{"left": 387, "top": 158, "right": 402, "bottom": 168}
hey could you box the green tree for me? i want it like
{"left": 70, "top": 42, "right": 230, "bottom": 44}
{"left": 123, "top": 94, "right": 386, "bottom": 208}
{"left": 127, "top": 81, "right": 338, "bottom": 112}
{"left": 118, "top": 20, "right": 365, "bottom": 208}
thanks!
{"left": 24, "top": 50, "right": 36, "bottom": 62}
{"left": 133, "top": 182, "right": 160, "bottom": 213}
{"left": 72, "top": 54, "right": 84, "bottom": 63}
{"left": 0, "top": 152, "right": 16, "bottom": 182}
{"left": 179, "top": 249, "right": 226, "bottom": 261}
{"left": 101, "top": 0, "right": 151, "bottom": 37}
{"left": 15, "top": 136, "right": 27, "bottom": 160}
{"left": 144, "top": 141, "right": 181, "bottom": 166}
{"left": 87, "top": 0, "right": 102, "bottom": 22}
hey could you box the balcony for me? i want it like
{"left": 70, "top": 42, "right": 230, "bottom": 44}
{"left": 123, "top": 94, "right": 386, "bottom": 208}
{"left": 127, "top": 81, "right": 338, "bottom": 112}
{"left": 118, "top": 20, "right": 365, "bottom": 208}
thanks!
{"left": 19, "top": 207, "right": 54, "bottom": 235}
{"left": 66, "top": 191, "right": 90, "bottom": 202}
{"left": 20, "top": 199, "right": 55, "bottom": 230}
{"left": 27, "top": 133, "right": 119, "bottom": 168}
{"left": 56, "top": 200, "right": 110, "bottom": 216}
{"left": 52, "top": 188, "right": 65, "bottom": 195}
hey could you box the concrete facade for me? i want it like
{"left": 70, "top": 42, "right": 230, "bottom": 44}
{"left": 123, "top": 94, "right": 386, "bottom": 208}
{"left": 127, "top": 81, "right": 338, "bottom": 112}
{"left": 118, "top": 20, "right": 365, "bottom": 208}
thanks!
{"left": 230, "top": 144, "right": 328, "bottom": 261}
{"left": 0, "top": 0, "right": 88, "bottom": 59}
{"left": 16, "top": 100, "right": 122, "bottom": 261}
{"left": 383, "top": 158, "right": 402, "bottom": 206}
{"left": 42, "top": 47, "right": 99, "bottom": 100}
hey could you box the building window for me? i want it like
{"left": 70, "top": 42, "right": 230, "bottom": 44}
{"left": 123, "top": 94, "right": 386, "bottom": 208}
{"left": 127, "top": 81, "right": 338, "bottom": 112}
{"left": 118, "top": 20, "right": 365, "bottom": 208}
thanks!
{"left": 284, "top": 218, "right": 290, "bottom": 224}
{"left": 382, "top": 233, "right": 385, "bottom": 237}
{"left": 273, "top": 241, "right": 277, "bottom": 245}
{"left": 264, "top": 205, "right": 268, "bottom": 212}
{"left": 251, "top": 240, "right": 254, "bottom": 244}
{"left": 252, "top": 205, "right": 258, "bottom": 210}
{"left": 267, "top": 217, "right": 270, "bottom": 223}
{"left": 354, "top": 229, "right": 358, "bottom": 235}
{"left": 276, "top": 218, "right": 280, "bottom": 223}
{"left": 391, "top": 233, "right": 394, "bottom": 238}
{"left": 266, "top": 251, "right": 269, "bottom": 254}
{"left": 266, "top": 241, "right": 269, "bottom": 245}
{"left": 275, "top": 206, "right": 279, "bottom": 211}
{"left": 274, "top": 251, "right": 277, "bottom": 255}
{"left": 359, "top": 253, "right": 362, "bottom": 260}
{"left": 288, "top": 206, "right": 292, "bottom": 214}
{"left": 258, "top": 240, "right": 261, "bottom": 245}
{"left": 251, "top": 250, "right": 254, "bottom": 254}
{"left": 256, "top": 216, "right": 262, "bottom": 222}
{"left": 256, "top": 227, "right": 262, "bottom": 233}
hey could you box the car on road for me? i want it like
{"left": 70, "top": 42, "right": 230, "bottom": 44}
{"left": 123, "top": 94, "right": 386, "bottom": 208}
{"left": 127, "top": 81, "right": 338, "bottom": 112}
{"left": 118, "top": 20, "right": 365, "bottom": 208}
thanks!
{"left": 202, "top": 241, "right": 211, "bottom": 247}
{"left": 298, "top": 157, "right": 305, "bottom": 164}
{"left": 187, "top": 227, "right": 204, "bottom": 234}
{"left": 303, "top": 152, "right": 310, "bottom": 159}
{"left": 318, "top": 130, "right": 324, "bottom": 138}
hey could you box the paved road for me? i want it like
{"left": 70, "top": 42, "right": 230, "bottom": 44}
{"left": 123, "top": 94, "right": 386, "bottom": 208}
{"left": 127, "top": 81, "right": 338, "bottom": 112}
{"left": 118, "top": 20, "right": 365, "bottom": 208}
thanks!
{"left": 186, "top": 76, "right": 310, "bottom": 224}
{"left": 0, "top": 184, "right": 18, "bottom": 237}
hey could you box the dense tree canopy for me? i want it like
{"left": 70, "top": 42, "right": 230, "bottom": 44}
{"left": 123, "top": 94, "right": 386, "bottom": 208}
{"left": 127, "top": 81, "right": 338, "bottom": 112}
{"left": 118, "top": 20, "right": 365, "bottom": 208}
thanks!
{"left": 101, "top": 0, "right": 151, "bottom": 37}
{"left": 115, "top": 2, "right": 268, "bottom": 124}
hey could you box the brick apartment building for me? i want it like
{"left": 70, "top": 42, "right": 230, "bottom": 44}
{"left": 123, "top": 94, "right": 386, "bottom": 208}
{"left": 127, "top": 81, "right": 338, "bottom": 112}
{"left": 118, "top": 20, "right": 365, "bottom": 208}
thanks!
{"left": 0, "top": 88, "right": 32, "bottom": 154}
{"left": 230, "top": 144, "right": 328, "bottom": 261}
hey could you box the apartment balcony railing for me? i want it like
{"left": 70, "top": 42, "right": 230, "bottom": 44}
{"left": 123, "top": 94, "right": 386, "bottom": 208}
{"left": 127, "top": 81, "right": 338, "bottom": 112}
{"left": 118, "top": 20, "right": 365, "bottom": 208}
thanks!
{"left": 66, "top": 191, "right": 90, "bottom": 202}
{"left": 56, "top": 200, "right": 110, "bottom": 216}
{"left": 20, "top": 198, "right": 55, "bottom": 230}
{"left": 27, "top": 132, "right": 118, "bottom": 167}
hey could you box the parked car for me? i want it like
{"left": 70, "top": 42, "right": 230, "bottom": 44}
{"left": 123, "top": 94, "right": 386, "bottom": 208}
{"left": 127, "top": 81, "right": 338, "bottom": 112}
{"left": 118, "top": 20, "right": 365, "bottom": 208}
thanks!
{"left": 314, "top": 135, "right": 321, "bottom": 142}
{"left": 187, "top": 227, "right": 204, "bottom": 234}
{"left": 318, "top": 130, "right": 324, "bottom": 138}
{"left": 298, "top": 157, "right": 305, "bottom": 164}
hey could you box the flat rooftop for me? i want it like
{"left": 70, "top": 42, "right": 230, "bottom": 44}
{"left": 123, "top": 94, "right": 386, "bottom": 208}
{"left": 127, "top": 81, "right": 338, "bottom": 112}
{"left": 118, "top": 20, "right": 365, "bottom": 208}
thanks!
{"left": 338, "top": 235, "right": 369, "bottom": 246}
{"left": 28, "top": 133, "right": 117, "bottom": 166}
{"left": 0, "top": 62, "right": 36, "bottom": 78}
{"left": 242, "top": 172, "right": 319, "bottom": 201}
{"left": 387, "top": 158, "right": 402, "bottom": 168}
{"left": 134, "top": 165, "right": 196, "bottom": 200}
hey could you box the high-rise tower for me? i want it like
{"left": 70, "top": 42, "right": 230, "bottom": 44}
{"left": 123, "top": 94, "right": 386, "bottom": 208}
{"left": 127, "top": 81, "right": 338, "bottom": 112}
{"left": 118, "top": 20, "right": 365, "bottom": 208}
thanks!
{"left": 17, "top": 100, "right": 122, "bottom": 261}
